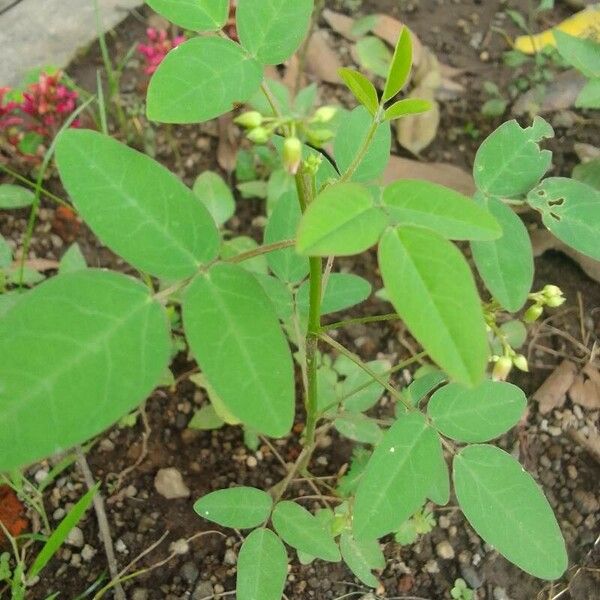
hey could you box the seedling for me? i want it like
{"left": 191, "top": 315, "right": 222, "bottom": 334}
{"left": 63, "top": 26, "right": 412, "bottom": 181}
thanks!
{"left": 2, "top": 1, "right": 600, "bottom": 597}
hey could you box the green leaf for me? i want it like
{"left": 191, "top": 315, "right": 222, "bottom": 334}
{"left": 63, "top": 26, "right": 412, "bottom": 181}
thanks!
{"left": 297, "top": 273, "right": 372, "bottom": 316}
{"left": 335, "top": 356, "right": 391, "bottom": 413}
{"left": 334, "top": 413, "right": 383, "bottom": 444}
{"left": 379, "top": 227, "right": 488, "bottom": 387}
{"left": 236, "top": 0, "right": 314, "bottom": 65}
{"left": 474, "top": 117, "right": 554, "bottom": 198}
{"left": 471, "top": 196, "right": 534, "bottom": 312}
{"left": 295, "top": 83, "right": 318, "bottom": 116}
{"left": 554, "top": 30, "right": 600, "bottom": 79}
{"left": 0, "top": 271, "right": 170, "bottom": 471}
{"left": 183, "top": 263, "right": 295, "bottom": 438}
{"left": 340, "top": 532, "right": 384, "bottom": 588}
{"left": 356, "top": 36, "right": 392, "bottom": 78}
{"left": 193, "top": 171, "right": 235, "bottom": 226}
{"left": 147, "top": 37, "right": 263, "bottom": 124}
{"left": 526, "top": 177, "right": 600, "bottom": 261}
{"left": 454, "top": 445, "right": 567, "bottom": 580}
{"left": 272, "top": 501, "right": 341, "bottom": 562}
{"left": 353, "top": 412, "right": 449, "bottom": 540}
{"left": 428, "top": 380, "right": 526, "bottom": 442}
{"left": 383, "top": 27, "right": 412, "bottom": 101}
{"left": 0, "top": 292, "right": 21, "bottom": 317}
{"left": 577, "top": 77, "right": 600, "bottom": 109}
{"left": 297, "top": 183, "right": 387, "bottom": 256}
{"left": 0, "top": 184, "right": 35, "bottom": 209}
{"left": 145, "top": 0, "right": 229, "bottom": 30}
{"left": 237, "top": 528, "right": 288, "bottom": 600}
{"left": 383, "top": 180, "right": 501, "bottom": 241}
{"left": 384, "top": 98, "right": 431, "bottom": 120}
{"left": 55, "top": 129, "right": 219, "bottom": 279}
{"left": 338, "top": 68, "right": 379, "bottom": 116}
{"left": 250, "top": 79, "right": 292, "bottom": 117}
{"left": 0, "top": 234, "right": 12, "bottom": 268}
{"left": 264, "top": 191, "right": 309, "bottom": 283}
{"left": 252, "top": 273, "right": 294, "bottom": 320}
{"left": 188, "top": 404, "right": 224, "bottom": 431}
{"left": 194, "top": 487, "right": 273, "bottom": 529}
{"left": 334, "top": 106, "right": 391, "bottom": 182}
{"left": 221, "top": 237, "right": 269, "bottom": 275}
{"left": 573, "top": 158, "right": 600, "bottom": 190}
{"left": 58, "top": 243, "right": 87, "bottom": 274}
{"left": 28, "top": 483, "right": 99, "bottom": 578}
{"left": 405, "top": 369, "right": 447, "bottom": 406}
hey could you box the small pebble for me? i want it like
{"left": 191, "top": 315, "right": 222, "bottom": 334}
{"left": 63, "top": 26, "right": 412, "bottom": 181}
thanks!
{"left": 246, "top": 456, "right": 257, "bottom": 468}
{"left": 436, "top": 540, "right": 455, "bottom": 560}
{"left": 53, "top": 508, "right": 66, "bottom": 521}
{"left": 66, "top": 526, "right": 84, "bottom": 548}
{"left": 81, "top": 545, "right": 96, "bottom": 561}
{"left": 169, "top": 538, "right": 190, "bottom": 555}
{"left": 154, "top": 468, "right": 190, "bottom": 499}
{"left": 224, "top": 548, "right": 237, "bottom": 565}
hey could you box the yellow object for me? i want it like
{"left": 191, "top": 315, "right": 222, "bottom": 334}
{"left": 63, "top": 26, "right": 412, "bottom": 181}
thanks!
{"left": 514, "top": 5, "right": 600, "bottom": 54}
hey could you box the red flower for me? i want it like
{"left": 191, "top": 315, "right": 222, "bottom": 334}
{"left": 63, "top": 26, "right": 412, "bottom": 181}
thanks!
{"left": 138, "top": 28, "right": 185, "bottom": 75}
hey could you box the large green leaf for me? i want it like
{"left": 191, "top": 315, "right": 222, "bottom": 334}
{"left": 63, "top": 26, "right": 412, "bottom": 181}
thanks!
{"left": 0, "top": 184, "right": 35, "bottom": 209}
{"left": 221, "top": 237, "right": 269, "bottom": 275}
{"left": 428, "top": 380, "right": 526, "bottom": 442}
{"left": 383, "top": 26, "right": 412, "bottom": 101}
{"left": 145, "top": 0, "right": 229, "bottom": 30}
{"left": 297, "top": 183, "right": 387, "bottom": 256}
{"left": 474, "top": 118, "right": 554, "bottom": 198}
{"left": 526, "top": 177, "right": 600, "bottom": 261}
{"left": 272, "top": 501, "right": 341, "bottom": 562}
{"left": 0, "top": 271, "right": 170, "bottom": 471}
{"left": 379, "top": 227, "right": 488, "bottom": 387}
{"left": 573, "top": 158, "right": 600, "bottom": 190}
{"left": 193, "top": 171, "right": 235, "bottom": 226}
{"left": 147, "top": 37, "right": 263, "bottom": 124}
{"left": 356, "top": 36, "right": 392, "bottom": 78}
{"left": 297, "top": 273, "right": 372, "bottom": 316}
{"left": 334, "top": 107, "right": 391, "bottom": 182}
{"left": 194, "top": 487, "right": 272, "bottom": 529}
{"left": 454, "top": 445, "right": 567, "bottom": 580}
{"left": 471, "top": 195, "right": 533, "bottom": 312}
{"left": 236, "top": 0, "right": 314, "bottom": 65}
{"left": 183, "top": 263, "right": 295, "bottom": 438}
{"left": 340, "top": 532, "right": 384, "bottom": 588}
{"left": 338, "top": 68, "right": 379, "bottom": 116}
{"left": 353, "top": 412, "right": 449, "bottom": 540}
{"left": 55, "top": 129, "right": 219, "bottom": 280}
{"left": 554, "top": 30, "right": 600, "bottom": 79}
{"left": 577, "top": 78, "right": 600, "bottom": 109}
{"left": 383, "top": 180, "right": 501, "bottom": 241}
{"left": 264, "top": 190, "right": 309, "bottom": 283}
{"left": 237, "top": 528, "right": 288, "bottom": 600}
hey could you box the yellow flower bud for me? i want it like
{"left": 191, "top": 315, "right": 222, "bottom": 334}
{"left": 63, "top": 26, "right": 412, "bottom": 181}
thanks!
{"left": 307, "top": 129, "right": 334, "bottom": 147}
{"left": 492, "top": 356, "right": 513, "bottom": 381}
{"left": 247, "top": 127, "right": 270, "bottom": 144}
{"left": 546, "top": 295, "right": 566, "bottom": 308}
{"left": 513, "top": 354, "right": 529, "bottom": 372}
{"left": 283, "top": 136, "right": 302, "bottom": 174}
{"left": 524, "top": 304, "right": 543, "bottom": 323}
{"left": 234, "top": 111, "right": 263, "bottom": 129}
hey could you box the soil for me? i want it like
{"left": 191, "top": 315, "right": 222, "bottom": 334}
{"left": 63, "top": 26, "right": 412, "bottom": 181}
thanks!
{"left": 1, "top": 1, "right": 599, "bottom": 599}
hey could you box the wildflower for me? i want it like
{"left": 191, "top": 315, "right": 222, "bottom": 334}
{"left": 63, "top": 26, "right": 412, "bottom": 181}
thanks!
{"left": 138, "top": 28, "right": 185, "bottom": 75}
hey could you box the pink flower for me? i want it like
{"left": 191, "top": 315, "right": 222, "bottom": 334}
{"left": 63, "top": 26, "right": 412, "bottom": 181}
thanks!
{"left": 138, "top": 28, "right": 185, "bottom": 75}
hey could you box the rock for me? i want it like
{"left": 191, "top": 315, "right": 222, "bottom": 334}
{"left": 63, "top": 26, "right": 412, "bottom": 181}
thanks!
{"left": 66, "top": 526, "right": 84, "bottom": 548}
{"left": 494, "top": 588, "right": 510, "bottom": 600}
{"left": 115, "top": 539, "right": 128, "bottom": 554}
{"left": 169, "top": 538, "right": 190, "bottom": 555}
{"left": 246, "top": 456, "right": 257, "bottom": 468}
{"left": 180, "top": 561, "right": 199, "bottom": 584}
{"left": 192, "top": 581, "right": 213, "bottom": 600}
{"left": 224, "top": 548, "right": 237, "bottom": 565}
{"left": 53, "top": 508, "right": 66, "bottom": 521}
{"left": 436, "top": 540, "right": 455, "bottom": 560}
{"left": 131, "top": 589, "right": 149, "bottom": 600}
{"left": 154, "top": 468, "right": 190, "bottom": 499}
{"left": 424, "top": 559, "right": 440, "bottom": 573}
{"left": 81, "top": 545, "right": 96, "bottom": 561}
{"left": 573, "top": 489, "right": 599, "bottom": 515}
{"left": 460, "top": 565, "right": 484, "bottom": 589}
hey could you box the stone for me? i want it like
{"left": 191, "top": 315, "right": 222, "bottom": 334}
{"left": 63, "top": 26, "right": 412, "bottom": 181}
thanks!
{"left": 169, "top": 538, "right": 190, "bottom": 555}
{"left": 192, "top": 581, "right": 213, "bottom": 600}
{"left": 573, "top": 489, "right": 599, "bottom": 515}
{"left": 224, "top": 548, "right": 237, "bottom": 565}
{"left": 436, "top": 540, "right": 455, "bottom": 560}
{"left": 180, "top": 561, "right": 200, "bottom": 584}
{"left": 81, "top": 544, "right": 96, "bottom": 561}
{"left": 131, "top": 589, "right": 149, "bottom": 600}
{"left": 154, "top": 468, "right": 190, "bottom": 499}
{"left": 66, "top": 526, "right": 84, "bottom": 548}
{"left": 460, "top": 565, "right": 484, "bottom": 589}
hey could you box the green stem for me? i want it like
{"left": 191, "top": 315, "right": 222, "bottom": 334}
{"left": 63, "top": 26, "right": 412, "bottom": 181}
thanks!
{"left": 338, "top": 116, "right": 380, "bottom": 184}
{"left": 226, "top": 238, "right": 295, "bottom": 264}
{"left": 323, "top": 312, "right": 400, "bottom": 331}
{"left": 0, "top": 164, "right": 70, "bottom": 208}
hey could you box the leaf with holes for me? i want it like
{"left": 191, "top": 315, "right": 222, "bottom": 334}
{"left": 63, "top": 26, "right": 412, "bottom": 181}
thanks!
{"left": 474, "top": 118, "right": 554, "bottom": 198}
{"left": 272, "top": 501, "right": 341, "bottom": 562}
{"left": 379, "top": 227, "right": 488, "bottom": 387}
{"left": 55, "top": 129, "right": 219, "bottom": 279}
{"left": 146, "top": 0, "right": 229, "bottom": 30}
{"left": 526, "top": 177, "right": 600, "bottom": 261}
{"left": 194, "top": 487, "right": 272, "bottom": 529}
{"left": 471, "top": 195, "right": 534, "bottom": 312}
{"left": 237, "top": 528, "right": 288, "bottom": 600}
{"left": 428, "top": 380, "right": 526, "bottom": 442}
{"left": 236, "top": 0, "right": 314, "bottom": 65}
{"left": 353, "top": 412, "right": 449, "bottom": 540}
{"left": 147, "top": 37, "right": 263, "bottom": 124}
{"left": 183, "top": 263, "right": 295, "bottom": 438}
{"left": 0, "top": 271, "right": 170, "bottom": 471}
{"left": 454, "top": 445, "right": 567, "bottom": 580}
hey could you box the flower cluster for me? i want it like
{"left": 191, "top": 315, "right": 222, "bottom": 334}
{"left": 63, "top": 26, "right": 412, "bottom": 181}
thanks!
{"left": 0, "top": 71, "right": 80, "bottom": 158}
{"left": 138, "top": 28, "right": 185, "bottom": 75}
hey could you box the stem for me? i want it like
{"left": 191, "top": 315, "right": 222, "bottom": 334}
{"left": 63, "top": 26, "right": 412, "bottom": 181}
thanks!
{"left": 225, "top": 239, "right": 295, "bottom": 264}
{"left": 0, "top": 164, "right": 70, "bottom": 208}
{"left": 338, "top": 116, "right": 380, "bottom": 184}
{"left": 324, "top": 312, "right": 400, "bottom": 331}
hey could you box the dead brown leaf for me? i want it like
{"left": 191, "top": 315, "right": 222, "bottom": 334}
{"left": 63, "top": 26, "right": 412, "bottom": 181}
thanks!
{"left": 574, "top": 142, "right": 600, "bottom": 163}
{"left": 322, "top": 9, "right": 357, "bottom": 41}
{"left": 217, "top": 114, "right": 237, "bottom": 173}
{"left": 306, "top": 30, "right": 342, "bottom": 84}
{"left": 569, "top": 363, "right": 600, "bottom": 409}
{"left": 395, "top": 88, "right": 440, "bottom": 155}
{"left": 383, "top": 156, "right": 475, "bottom": 196}
{"left": 533, "top": 359, "right": 578, "bottom": 414}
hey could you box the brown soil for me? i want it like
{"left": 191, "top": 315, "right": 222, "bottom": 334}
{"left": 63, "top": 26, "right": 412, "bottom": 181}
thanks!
{"left": 1, "top": 1, "right": 599, "bottom": 599}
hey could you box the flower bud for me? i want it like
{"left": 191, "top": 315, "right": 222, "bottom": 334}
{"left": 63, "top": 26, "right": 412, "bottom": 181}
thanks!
{"left": 283, "top": 136, "right": 302, "bottom": 174}
{"left": 247, "top": 126, "right": 270, "bottom": 144}
{"left": 546, "top": 295, "right": 566, "bottom": 308}
{"left": 313, "top": 105, "right": 338, "bottom": 123}
{"left": 492, "top": 356, "right": 513, "bottom": 381}
{"left": 234, "top": 111, "right": 263, "bottom": 129}
{"left": 513, "top": 354, "right": 529, "bottom": 372}
{"left": 524, "top": 304, "right": 543, "bottom": 323}
{"left": 543, "top": 284, "right": 562, "bottom": 299}
{"left": 307, "top": 128, "right": 334, "bottom": 147}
